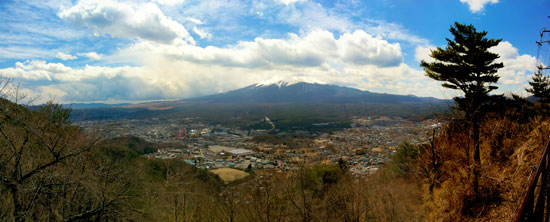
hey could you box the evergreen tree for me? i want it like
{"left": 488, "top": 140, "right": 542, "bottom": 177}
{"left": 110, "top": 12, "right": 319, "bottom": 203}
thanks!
{"left": 420, "top": 22, "right": 503, "bottom": 196}
{"left": 526, "top": 69, "right": 550, "bottom": 112}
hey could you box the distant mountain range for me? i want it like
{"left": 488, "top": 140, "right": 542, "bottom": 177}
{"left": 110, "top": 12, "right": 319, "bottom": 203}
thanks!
{"left": 64, "top": 82, "right": 445, "bottom": 109}
{"left": 186, "top": 81, "right": 443, "bottom": 104}
{"left": 67, "top": 82, "right": 449, "bottom": 124}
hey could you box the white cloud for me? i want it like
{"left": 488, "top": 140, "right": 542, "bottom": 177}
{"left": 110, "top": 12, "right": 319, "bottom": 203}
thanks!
{"left": 414, "top": 45, "right": 435, "bottom": 63}
{"left": 161, "top": 0, "right": 427, "bottom": 46}
{"left": 58, "top": 0, "right": 195, "bottom": 44}
{"left": 184, "top": 17, "right": 204, "bottom": 25}
{"left": 153, "top": 0, "right": 185, "bottom": 6}
{"left": 276, "top": 1, "right": 352, "bottom": 32}
{"left": 119, "top": 30, "right": 402, "bottom": 68}
{"left": 56, "top": 52, "right": 77, "bottom": 60}
{"left": 36, "top": 85, "right": 68, "bottom": 102}
{"left": 3, "top": 60, "right": 70, "bottom": 81}
{"left": 277, "top": 0, "right": 306, "bottom": 5}
{"left": 0, "top": 60, "right": 171, "bottom": 103}
{"left": 460, "top": 0, "right": 499, "bottom": 13}
{"left": 490, "top": 41, "right": 537, "bottom": 86}
{"left": 270, "top": 3, "right": 428, "bottom": 45}
{"left": 192, "top": 27, "right": 212, "bottom": 39}
{"left": 363, "top": 20, "right": 430, "bottom": 45}
{"left": 0, "top": 46, "right": 58, "bottom": 60}
{"left": 337, "top": 31, "right": 402, "bottom": 66}
{"left": 77, "top": 52, "right": 103, "bottom": 60}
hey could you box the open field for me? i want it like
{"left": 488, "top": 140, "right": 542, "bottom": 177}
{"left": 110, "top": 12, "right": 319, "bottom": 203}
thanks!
{"left": 210, "top": 168, "right": 249, "bottom": 183}
{"left": 208, "top": 145, "right": 235, "bottom": 153}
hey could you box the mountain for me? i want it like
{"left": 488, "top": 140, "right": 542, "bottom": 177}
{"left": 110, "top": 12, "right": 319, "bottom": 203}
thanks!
{"left": 68, "top": 82, "right": 449, "bottom": 124}
{"left": 187, "top": 81, "right": 443, "bottom": 104}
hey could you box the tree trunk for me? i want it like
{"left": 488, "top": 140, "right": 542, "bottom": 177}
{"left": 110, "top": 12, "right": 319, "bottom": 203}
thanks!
{"left": 10, "top": 184, "right": 24, "bottom": 222}
{"left": 473, "top": 119, "right": 481, "bottom": 197}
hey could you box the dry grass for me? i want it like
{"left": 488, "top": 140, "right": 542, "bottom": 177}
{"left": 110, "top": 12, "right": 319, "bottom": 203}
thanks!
{"left": 208, "top": 145, "right": 235, "bottom": 153}
{"left": 420, "top": 118, "right": 550, "bottom": 221}
{"left": 210, "top": 168, "right": 249, "bottom": 183}
{"left": 366, "top": 172, "right": 425, "bottom": 221}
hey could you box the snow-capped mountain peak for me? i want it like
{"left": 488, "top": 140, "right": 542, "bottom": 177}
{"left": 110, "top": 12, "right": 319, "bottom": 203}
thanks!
{"left": 255, "top": 80, "right": 291, "bottom": 88}
{"left": 255, "top": 76, "right": 325, "bottom": 88}
{"left": 187, "top": 81, "right": 444, "bottom": 104}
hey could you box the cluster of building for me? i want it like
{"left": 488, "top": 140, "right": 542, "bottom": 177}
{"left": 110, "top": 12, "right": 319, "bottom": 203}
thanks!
{"left": 80, "top": 116, "right": 440, "bottom": 176}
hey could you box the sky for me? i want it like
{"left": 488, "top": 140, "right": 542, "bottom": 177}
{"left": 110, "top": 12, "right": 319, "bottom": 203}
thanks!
{"left": 0, "top": 0, "right": 548, "bottom": 104}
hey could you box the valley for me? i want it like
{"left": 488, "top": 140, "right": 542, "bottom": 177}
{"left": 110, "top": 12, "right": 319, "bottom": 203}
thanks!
{"left": 72, "top": 82, "right": 447, "bottom": 178}
{"left": 79, "top": 114, "right": 440, "bottom": 177}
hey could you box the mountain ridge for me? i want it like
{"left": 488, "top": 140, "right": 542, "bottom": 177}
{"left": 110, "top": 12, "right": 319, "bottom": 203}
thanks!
{"left": 186, "top": 81, "right": 444, "bottom": 104}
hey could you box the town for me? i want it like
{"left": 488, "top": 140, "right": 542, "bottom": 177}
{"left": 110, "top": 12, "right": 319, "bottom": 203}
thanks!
{"left": 79, "top": 116, "right": 440, "bottom": 176}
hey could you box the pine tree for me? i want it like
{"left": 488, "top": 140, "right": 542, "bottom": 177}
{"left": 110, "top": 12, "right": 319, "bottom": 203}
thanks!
{"left": 526, "top": 69, "right": 550, "bottom": 112}
{"left": 420, "top": 22, "right": 503, "bottom": 196}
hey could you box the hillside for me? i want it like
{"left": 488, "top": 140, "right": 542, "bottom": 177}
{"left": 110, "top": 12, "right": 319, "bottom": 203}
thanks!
{"left": 0, "top": 99, "right": 224, "bottom": 221}
{"left": 415, "top": 116, "right": 550, "bottom": 221}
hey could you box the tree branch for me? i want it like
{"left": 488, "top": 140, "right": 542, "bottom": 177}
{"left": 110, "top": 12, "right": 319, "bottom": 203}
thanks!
{"left": 18, "top": 140, "right": 98, "bottom": 183}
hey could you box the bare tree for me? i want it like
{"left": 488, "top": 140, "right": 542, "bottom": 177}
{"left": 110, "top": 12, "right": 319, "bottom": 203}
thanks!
{"left": 0, "top": 99, "right": 100, "bottom": 221}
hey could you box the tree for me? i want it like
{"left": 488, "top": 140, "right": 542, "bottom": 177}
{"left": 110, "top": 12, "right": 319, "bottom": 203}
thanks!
{"left": 526, "top": 68, "right": 550, "bottom": 112}
{"left": 0, "top": 99, "right": 101, "bottom": 221}
{"left": 420, "top": 22, "right": 503, "bottom": 196}
{"left": 392, "top": 141, "right": 419, "bottom": 175}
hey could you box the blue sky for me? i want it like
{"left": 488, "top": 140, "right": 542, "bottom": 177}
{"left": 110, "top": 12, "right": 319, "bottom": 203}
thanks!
{"left": 0, "top": 0, "right": 548, "bottom": 103}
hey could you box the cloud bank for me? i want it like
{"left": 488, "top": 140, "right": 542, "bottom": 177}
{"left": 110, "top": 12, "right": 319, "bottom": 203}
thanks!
{"left": 0, "top": 0, "right": 536, "bottom": 104}
{"left": 1, "top": 29, "right": 414, "bottom": 103}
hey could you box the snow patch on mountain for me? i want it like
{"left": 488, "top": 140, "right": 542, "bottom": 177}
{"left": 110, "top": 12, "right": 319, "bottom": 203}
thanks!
{"left": 256, "top": 76, "right": 325, "bottom": 88}
{"left": 255, "top": 80, "right": 290, "bottom": 88}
